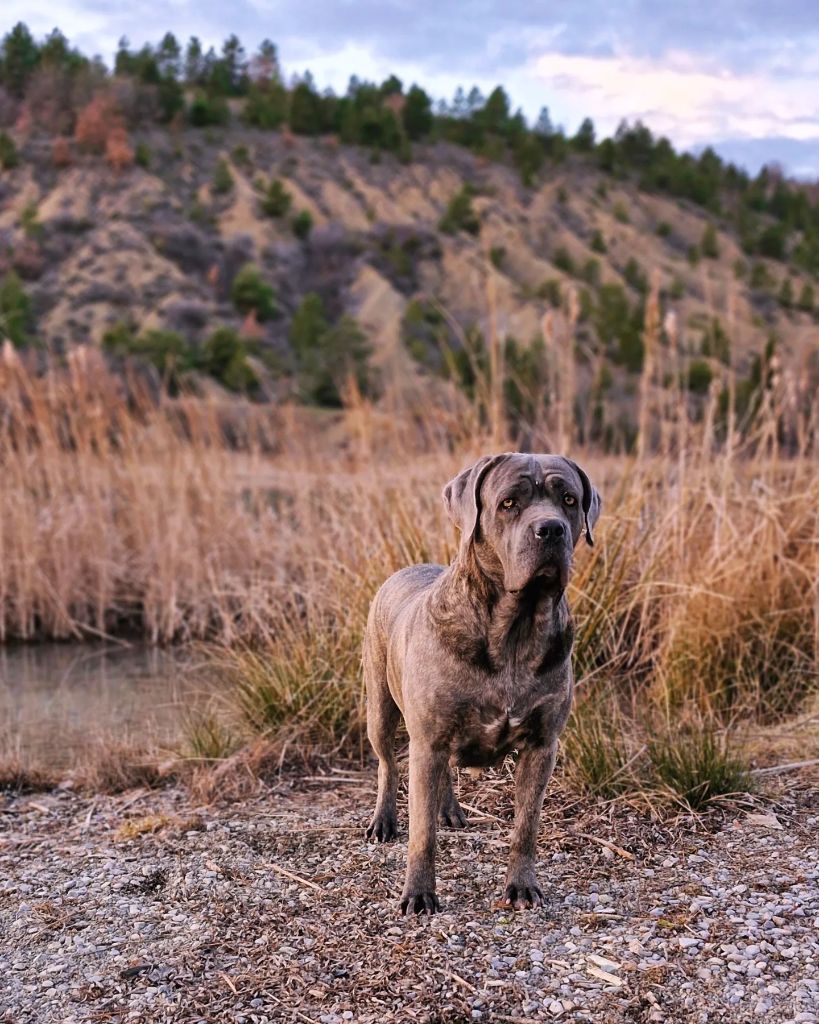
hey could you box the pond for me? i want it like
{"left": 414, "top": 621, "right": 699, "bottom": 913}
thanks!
{"left": 0, "top": 643, "right": 214, "bottom": 772}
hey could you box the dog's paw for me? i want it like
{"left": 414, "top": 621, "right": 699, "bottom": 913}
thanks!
{"left": 400, "top": 891, "right": 440, "bottom": 916}
{"left": 365, "top": 810, "right": 397, "bottom": 843}
{"left": 438, "top": 798, "right": 469, "bottom": 829}
{"left": 503, "top": 881, "right": 544, "bottom": 910}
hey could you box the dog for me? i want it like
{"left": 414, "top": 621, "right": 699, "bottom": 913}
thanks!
{"left": 363, "top": 452, "right": 601, "bottom": 914}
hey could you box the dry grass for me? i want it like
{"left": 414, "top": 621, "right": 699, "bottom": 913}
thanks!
{"left": 1, "top": 346, "right": 817, "bottom": 810}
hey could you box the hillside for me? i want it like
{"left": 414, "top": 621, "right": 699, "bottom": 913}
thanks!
{"left": 1, "top": 25, "right": 818, "bottom": 448}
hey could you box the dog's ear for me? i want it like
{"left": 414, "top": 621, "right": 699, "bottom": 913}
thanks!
{"left": 442, "top": 454, "right": 508, "bottom": 550}
{"left": 563, "top": 458, "right": 601, "bottom": 547}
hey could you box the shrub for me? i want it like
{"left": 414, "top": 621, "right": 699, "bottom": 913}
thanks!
{"left": 687, "top": 359, "right": 713, "bottom": 394}
{"left": 489, "top": 246, "right": 505, "bottom": 270}
{"left": 797, "top": 280, "right": 814, "bottom": 312}
{"left": 0, "top": 270, "right": 31, "bottom": 346}
{"left": 613, "top": 200, "right": 629, "bottom": 223}
{"left": 582, "top": 257, "right": 600, "bottom": 287}
{"left": 75, "top": 94, "right": 121, "bottom": 153}
{"left": 105, "top": 130, "right": 134, "bottom": 172}
{"left": 757, "top": 223, "right": 787, "bottom": 261}
{"left": 778, "top": 276, "right": 794, "bottom": 310}
{"left": 0, "top": 130, "right": 18, "bottom": 169}
{"left": 623, "top": 256, "right": 647, "bottom": 293}
{"left": 701, "top": 222, "right": 720, "bottom": 259}
{"left": 687, "top": 244, "right": 701, "bottom": 266}
{"left": 212, "top": 157, "right": 234, "bottom": 195}
{"left": 201, "top": 326, "right": 258, "bottom": 392}
{"left": 291, "top": 209, "right": 312, "bottom": 240}
{"left": 538, "top": 278, "right": 562, "bottom": 307}
{"left": 290, "top": 293, "right": 371, "bottom": 406}
{"left": 750, "top": 262, "right": 771, "bottom": 290}
{"left": 189, "top": 93, "right": 229, "bottom": 127}
{"left": 135, "top": 141, "right": 151, "bottom": 168}
{"left": 656, "top": 221, "right": 672, "bottom": 238}
{"left": 590, "top": 229, "right": 607, "bottom": 254}
{"left": 261, "top": 178, "right": 291, "bottom": 217}
{"left": 553, "top": 246, "right": 575, "bottom": 275}
{"left": 439, "top": 186, "right": 480, "bottom": 236}
{"left": 231, "top": 263, "right": 276, "bottom": 321}
{"left": 670, "top": 276, "right": 685, "bottom": 300}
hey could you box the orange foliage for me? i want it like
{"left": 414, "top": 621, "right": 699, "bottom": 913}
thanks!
{"left": 75, "top": 93, "right": 134, "bottom": 172}
{"left": 105, "top": 129, "right": 134, "bottom": 172}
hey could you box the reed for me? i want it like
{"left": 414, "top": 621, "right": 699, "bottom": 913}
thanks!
{"left": 1, "top": 347, "right": 817, "bottom": 808}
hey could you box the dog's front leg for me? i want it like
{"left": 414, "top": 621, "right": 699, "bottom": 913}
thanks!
{"left": 504, "top": 742, "right": 558, "bottom": 909}
{"left": 401, "top": 741, "right": 447, "bottom": 915}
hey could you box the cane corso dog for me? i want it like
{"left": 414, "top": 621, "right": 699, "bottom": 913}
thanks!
{"left": 363, "top": 452, "right": 601, "bottom": 914}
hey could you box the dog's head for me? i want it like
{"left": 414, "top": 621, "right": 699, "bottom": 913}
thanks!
{"left": 442, "top": 453, "right": 601, "bottom": 593}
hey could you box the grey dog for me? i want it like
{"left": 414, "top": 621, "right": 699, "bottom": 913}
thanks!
{"left": 363, "top": 452, "right": 601, "bottom": 914}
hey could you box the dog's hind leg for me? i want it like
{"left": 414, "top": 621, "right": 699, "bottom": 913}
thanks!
{"left": 364, "top": 634, "right": 400, "bottom": 843}
{"left": 438, "top": 769, "right": 469, "bottom": 829}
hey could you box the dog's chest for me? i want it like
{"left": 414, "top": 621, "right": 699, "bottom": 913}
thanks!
{"left": 450, "top": 678, "right": 560, "bottom": 768}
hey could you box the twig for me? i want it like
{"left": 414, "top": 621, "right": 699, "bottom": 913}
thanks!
{"left": 457, "top": 801, "right": 506, "bottom": 824}
{"left": 751, "top": 759, "right": 819, "bottom": 776}
{"left": 576, "top": 832, "right": 635, "bottom": 861}
{"left": 435, "top": 967, "right": 478, "bottom": 995}
{"left": 266, "top": 862, "right": 322, "bottom": 892}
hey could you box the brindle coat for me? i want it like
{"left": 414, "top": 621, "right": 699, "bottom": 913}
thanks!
{"left": 363, "top": 452, "right": 602, "bottom": 914}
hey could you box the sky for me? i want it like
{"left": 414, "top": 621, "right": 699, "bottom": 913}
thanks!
{"left": 5, "top": 1, "right": 819, "bottom": 177}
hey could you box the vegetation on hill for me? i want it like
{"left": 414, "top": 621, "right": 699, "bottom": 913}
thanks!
{"left": 0, "top": 22, "right": 818, "bottom": 452}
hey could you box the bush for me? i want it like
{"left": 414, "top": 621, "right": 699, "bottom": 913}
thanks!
{"left": 261, "top": 178, "right": 291, "bottom": 217}
{"left": 189, "top": 93, "right": 229, "bottom": 127}
{"left": 439, "top": 185, "right": 480, "bottom": 236}
{"left": 623, "top": 256, "right": 647, "bottom": 293}
{"left": 590, "top": 229, "right": 607, "bottom": 254}
{"left": 489, "top": 246, "right": 505, "bottom": 270}
{"left": 701, "top": 222, "right": 720, "bottom": 259}
{"left": 201, "top": 326, "right": 258, "bottom": 392}
{"left": 0, "top": 270, "right": 31, "bottom": 346}
{"left": 290, "top": 293, "right": 371, "bottom": 406}
{"left": 757, "top": 223, "right": 787, "bottom": 261}
{"left": 613, "top": 201, "right": 629, "bottom": 224}
{"left": 778, "top": 277, "right": 794, "bottom": 310}
{"left": 0, "top": 130, "right": 18, "bottom": 169}
{"left": 797, "top": 280, "right": 814, "bottom": 313}
{"left": 231, "top": 263, "right": 276, "bottom": 321}
{"left": 656, "top": 221, "right": 671, "bottom": 238}
{"left": 553, "top": 246, "right": 575, "bottom": 275}
{"left": 291, "top": 209, "right": 312, "bottom": 240}
{"left": 687, "top": 359, "right": 713, "bottom": 394}
{"left": 212, "top": 157, "right": 234, "bottom": 195}
{"left": 134, "top": 141, "right": 151, "bottom": 168}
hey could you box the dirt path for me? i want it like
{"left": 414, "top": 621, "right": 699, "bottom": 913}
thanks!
{"left": 1, "top": 773, "right": 817, "bottom": 1023}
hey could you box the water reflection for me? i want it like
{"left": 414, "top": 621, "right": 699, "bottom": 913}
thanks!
{"left": 0, "top": 644, "right": 209, "bottom": 769}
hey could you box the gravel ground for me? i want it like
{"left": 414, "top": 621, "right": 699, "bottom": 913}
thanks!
{"left": 1, "top": 771, "right": 817, "bottom": 1024}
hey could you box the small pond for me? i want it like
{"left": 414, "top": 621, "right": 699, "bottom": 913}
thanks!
{"left": 0, "top": 644, "right": 214, "bottom": 771}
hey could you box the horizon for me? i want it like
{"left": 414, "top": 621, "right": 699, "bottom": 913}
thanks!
{"left": 3, "top": 2, "right": 819, "bottom": 179}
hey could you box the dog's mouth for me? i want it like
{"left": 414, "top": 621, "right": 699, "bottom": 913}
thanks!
{"left": 535, "top": 555, "right": 570, "bottom": 589}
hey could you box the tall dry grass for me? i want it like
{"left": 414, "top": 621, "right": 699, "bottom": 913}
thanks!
{"left": 1, "top": 339, "right": 817, "bottom": 806}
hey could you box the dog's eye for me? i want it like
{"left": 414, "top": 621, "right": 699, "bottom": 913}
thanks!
{"left": 564, "top": 494, "right": 577, "bottom": 507}
{"left": 500, "top": 497, "right": 516, "bottom": 510}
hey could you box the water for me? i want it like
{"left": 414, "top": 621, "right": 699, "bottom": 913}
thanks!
{"left": 0, "top": 644, "right": 212, "bottom": 770}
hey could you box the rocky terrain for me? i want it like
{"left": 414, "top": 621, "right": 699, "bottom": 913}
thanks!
{"left": 1, "top": 771, "right": 817, "bottom": 1024}
{"left": 2, "top": 126, "right": 817, "bottom": 413}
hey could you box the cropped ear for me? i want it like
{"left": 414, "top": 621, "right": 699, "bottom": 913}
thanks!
{"left": 564, "top": 458, "right": 601, "bottom": 547}
{"left": 442, "top": 454, "right": 509, "bottom": 553}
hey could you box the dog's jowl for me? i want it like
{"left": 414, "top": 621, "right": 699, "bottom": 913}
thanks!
{"left": 363, "top": 452, "right": 601, "bottom": 914}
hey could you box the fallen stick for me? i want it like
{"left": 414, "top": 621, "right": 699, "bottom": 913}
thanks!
{"left": 576, "top": 832, "right": 635, "bottom": 861}
{"left": 750, "top": 758, "right": 819, "bottom": 776}
{"left": 266, "top": 862, "right": 322, "bottom": 892}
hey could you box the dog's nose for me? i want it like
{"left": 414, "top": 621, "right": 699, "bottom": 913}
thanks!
{"left": 534, "top": 519, "right": 565, "bottom": 542}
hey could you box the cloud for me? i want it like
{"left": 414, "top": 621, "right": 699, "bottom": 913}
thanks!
{"left": 529, "top": 49, "right": 819, "bottom": 150}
